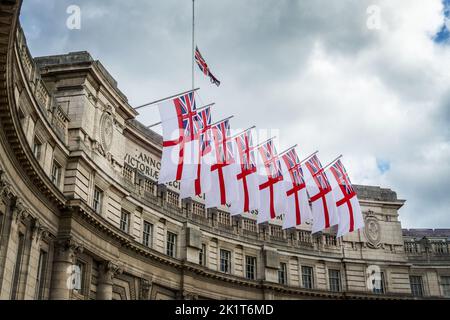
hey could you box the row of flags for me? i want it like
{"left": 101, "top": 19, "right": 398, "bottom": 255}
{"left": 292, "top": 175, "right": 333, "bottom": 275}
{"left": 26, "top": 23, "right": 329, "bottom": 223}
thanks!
{"left": 156, "top": 90, "right": 364, "bottom": 238}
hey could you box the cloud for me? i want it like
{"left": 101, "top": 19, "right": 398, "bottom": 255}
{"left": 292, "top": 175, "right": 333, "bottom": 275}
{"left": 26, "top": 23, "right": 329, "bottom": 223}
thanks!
{"left": 20, "top": 0, "right": 450, "bottom": 228}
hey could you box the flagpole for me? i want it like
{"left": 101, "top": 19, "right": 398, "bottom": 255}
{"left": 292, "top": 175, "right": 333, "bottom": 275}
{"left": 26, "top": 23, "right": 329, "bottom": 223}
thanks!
{"left": 299, "top": 150, "right": 319, "bottom": 165}
{"left": 146, "top": 102, "right": 215, "bottom": 128}
{"left": 192, "top": 0, "right": 195, "bottom": 91}
{"left": 278, "top": 144, "right": 298, "bottom": 157}
{"left": 134, "top": 88, "right": 200, "bottom": 110}
{"left": 321, "top": 154, "right": 343, "bottom": 172}
{"left": 229, "top": 125, "right": 256, "bottom": 140}
{"left": 211, "top": 115, "right": 234, "bottom": 127}
{"left": 254, "top": 136, "right": 276, "bottom": 149}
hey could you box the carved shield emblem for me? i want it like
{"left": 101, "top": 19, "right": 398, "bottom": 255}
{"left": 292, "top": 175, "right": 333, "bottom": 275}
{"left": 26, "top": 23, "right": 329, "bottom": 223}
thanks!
{"left": 364, "top": 214, "right": 381, "bottom": 248}
{"left": 100, "top": 113, "right": 114, "bottom": 152}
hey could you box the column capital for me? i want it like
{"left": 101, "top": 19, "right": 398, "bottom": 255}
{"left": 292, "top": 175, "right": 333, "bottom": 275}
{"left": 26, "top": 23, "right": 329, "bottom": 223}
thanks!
{"left": 99, "top": 261, "right": 123, "bottom": 284}
{"left": 54, "top": 237, "right": 84, "bottom": 263}
{"left": 31, "top": 218, "right": 50, "bottom": 243}
{"left": 139, "top": 276, "right": 153, "bottom": 300}
{"left": 12, "top": 198, "right": 29, "bottom": 224}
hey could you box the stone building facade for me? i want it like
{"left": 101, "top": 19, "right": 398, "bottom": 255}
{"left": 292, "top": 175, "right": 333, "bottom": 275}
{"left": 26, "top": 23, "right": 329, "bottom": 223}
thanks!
{"left": 0, "top": 0, "right": 449, "bottom": 300}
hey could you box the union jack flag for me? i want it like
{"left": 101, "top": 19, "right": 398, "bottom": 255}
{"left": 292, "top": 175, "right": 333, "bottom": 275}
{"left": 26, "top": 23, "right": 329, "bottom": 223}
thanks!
{"left": 331, "top": 160, "right": 355, "bottom": 196}
{"left": 175, "top": 91, "right": 198, "bottom": 142}
{"left": 259, "top": 140, "right": 283, "bottom": 179}
{"left": 236, "top": 131, "right": 256, "bottom": 172}
{"left": 195, "top": 46, "right": 221, "bottom": 87}
{"left": 282, "top": 149, "right": 305, "bottom": 186}
{"left": 212, "top": 120, "right": 234, "bottom": 165}
{"left": 306, "top": 154, "right": 331, "bottom": 190}
{"left": 195, "top": 107, "right": 212, "bottom": 155}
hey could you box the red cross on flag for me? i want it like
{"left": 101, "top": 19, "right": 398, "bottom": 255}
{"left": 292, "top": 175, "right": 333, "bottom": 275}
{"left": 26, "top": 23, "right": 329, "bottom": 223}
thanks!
{"left": 256, "top": 139, "right": 286, "bottom": 224}
{"left": 205, "top": 119, "right": 239, "bottom": 208}
{"left": 326, "top": 159, "right": 364, "bottom": 237}
{"left": 280, "top": 148, "right": 312, "bottom": 229}
{"left": 180, "top": 107, "right": 213, "bottom": 198}
{"left": 302, "top": 154, "right": 339, "bottom": 233}
{"left": 157, "top": 91, "right": 200, "bottom": 184}
{"left": 229, "top": 128, "right": 260, "bottom": 216}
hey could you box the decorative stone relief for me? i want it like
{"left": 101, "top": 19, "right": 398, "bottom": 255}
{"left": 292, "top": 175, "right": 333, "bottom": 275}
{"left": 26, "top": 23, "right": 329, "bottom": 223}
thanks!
{"left": 12, "top": 199, "right": 29, "bottom": 224}
{"left": 364, "top": 211, "right": 382, "bottom": 249}
{"left": 31, "top": 218, "right": 50, "bottom": 243}
{"left": 54, "top": 237, "right": 84, "bottom": 263}
{"left": 0, "top": 168, "right": 15, "bottom": 201}
{"left": 100, "top": 112, "right": 114, "bottom": 152}
{"left": 139, "top": 277, "right": 152, "bottom": 300}
{"left": 99, "top": 261, "right": 123, "bottom": 284}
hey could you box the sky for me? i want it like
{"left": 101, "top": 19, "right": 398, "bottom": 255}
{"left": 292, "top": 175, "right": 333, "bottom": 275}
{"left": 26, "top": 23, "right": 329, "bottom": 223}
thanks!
{"left": 20, "top": 0, "right": 450, "bottom": 228}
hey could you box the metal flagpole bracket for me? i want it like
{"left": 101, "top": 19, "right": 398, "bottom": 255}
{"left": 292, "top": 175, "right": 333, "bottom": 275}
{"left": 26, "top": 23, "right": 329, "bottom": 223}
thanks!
{"left": 322, "top": 154, "right": 343, "bottom": 171}
{"left": 134, "top": 87, "right": 200, "bottom": 110}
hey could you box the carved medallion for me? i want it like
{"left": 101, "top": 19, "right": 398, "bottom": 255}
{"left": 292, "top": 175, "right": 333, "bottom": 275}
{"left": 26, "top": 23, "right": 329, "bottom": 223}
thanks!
{"left": 100, "top": 113, "right": 114, "bottom": 152}
{"left": 364, "top": 213, "right": 381, "bottom": 249}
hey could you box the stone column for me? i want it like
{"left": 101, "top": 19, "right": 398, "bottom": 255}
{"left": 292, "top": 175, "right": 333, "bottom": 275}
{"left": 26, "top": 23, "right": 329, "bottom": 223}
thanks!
{"left": 49, "top": 238, "right": 83, "bottom": 300}
{"left": 96, "top": 261, "right": 122, "bottom": 300}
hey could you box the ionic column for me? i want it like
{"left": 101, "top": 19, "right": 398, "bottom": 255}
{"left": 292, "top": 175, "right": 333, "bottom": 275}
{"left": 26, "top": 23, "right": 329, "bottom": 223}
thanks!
{"left": 49, "top": 238, "right": 83, "bottom": 300}
{"left": 96, "top": 261, "right": 122, "bottom": 300}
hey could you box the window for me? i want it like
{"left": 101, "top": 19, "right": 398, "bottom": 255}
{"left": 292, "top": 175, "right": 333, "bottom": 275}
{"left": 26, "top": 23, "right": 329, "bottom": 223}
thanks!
{"left": 199, "top": 244, "right": 206, "bottom": 266}
{"left": 143, "top": 221, "right": 153, "bottom": 247}
{"left": 410, "top": 275, "right": 424, "bottom": 297}
{"left": 93, "top": 187, "right": 103, "bottom": 214}
{"left": 220, "top": 249, "right": 231, "bottom": 274}
{"left": 245, "top": 256, "right": 256, "bottom": 280}
{"left": 166, "top": 232, "right": 177, "bottom": 258}
{"left": 302, "top": 266, "right": 314, "bottom": 289}
{"left": 278, "top": 263, "right": 287, "bottom": 285}
{"left": 441, "top": 276, "right": 450, "bottom": 298}
{"left": 73, "top": 260, "right": 85, "bottom": 294}
{"left": 373, "top": 272, "right": 386, "bottom": 294}
{"left": 51, "top": 160, "right": 62, "bottom": 186}
{"left": 120, "top": 210, "right": 130, "bottom": 233}
{"left": 33, "top": 138, "right": 42, "bottom": 161}
{"left": 329, "top": 269, "right": 341, "bottom": 292}
{"left": 35, "top": 250, "right": 48, "bottom": 299}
